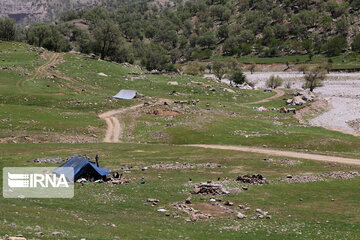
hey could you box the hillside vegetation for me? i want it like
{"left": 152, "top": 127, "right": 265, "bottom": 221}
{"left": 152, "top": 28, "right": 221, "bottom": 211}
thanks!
{"left": 2, "top": 0, "right": 360, "bottom": 70}
{"left": 1, "top": 41, "right": 360, "bottom": 239}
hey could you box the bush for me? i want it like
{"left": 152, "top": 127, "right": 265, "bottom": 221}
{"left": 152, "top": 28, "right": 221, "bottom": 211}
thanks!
{"left": 191, "top": 49, "right": 212, "bottom": 60}
{"left": 230, "top": 71, "right": 246, "bottom": 85}
{"left": 351, "top": 33, "right": 360, "bottom": 53}
{"left": 266, "top": 75, "right": 283, "bottom": 89}
{"left": 184, "top": 63, "right": 200, "bottom": 76}
{"left": 0, "top": 17, "right": 16, "bottom": 41}
{"left": 324, "top": 35, "right": 347, "bottom": 57}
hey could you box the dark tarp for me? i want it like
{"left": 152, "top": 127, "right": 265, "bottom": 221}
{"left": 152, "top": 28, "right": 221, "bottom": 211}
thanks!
{"left": 53, "top": 156, "right": 111, "bottom": 181}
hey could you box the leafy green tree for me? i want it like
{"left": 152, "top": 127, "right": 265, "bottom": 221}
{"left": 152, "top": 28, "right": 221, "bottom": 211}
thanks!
{"left": 141, "top": 44, "right": 171, "bottom": 71}
{"left": 335, "top": 17, "right": 349, "bottom": 36}
{"left": 212, "top": 61, "right": 227, "bottom": 80}
{"left": 324, "top": 35, "right": 347, "bottom": 57}
{"left": 351, "top": 33, "right": 360, "bottom": 52}
{"left": 197, "top": 32, "right": 216, "bottom": 48}
{"left": 93, "top": 20, "right": 121, "bottom": 60}
{"left": 302, "top": 39, "right": 313, "bottom": 53}
{"left": 230, "top": 70, "right": 246, "bottom": 85}
{"left": 27, "top": 23, "right": 52, "bottom": 47}
{"left": 0, "top": 17, "right": 16, "bottom": 41}
{"left": 216, "top": 25, "right": 229, "bottom": 40}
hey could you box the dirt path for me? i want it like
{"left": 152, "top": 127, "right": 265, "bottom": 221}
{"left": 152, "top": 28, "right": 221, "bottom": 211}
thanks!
{"left": 99, "top": 103, "right": 144, "bottom": 143}
{"left": 16, "top": 52, "right": 61, "bottom": 90}
{"left": 99, "top": 99, "right": 172, "bottom": 143}
{"left": 186, "top": 144, "right": 360, "bottom": 165}
{"left": 248, "top": 89, "right": 285, "bottom": 105}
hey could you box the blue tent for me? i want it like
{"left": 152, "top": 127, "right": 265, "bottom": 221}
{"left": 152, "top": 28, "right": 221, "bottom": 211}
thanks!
{"left": 53, "top": 156, "right": 111, "bottom": 182}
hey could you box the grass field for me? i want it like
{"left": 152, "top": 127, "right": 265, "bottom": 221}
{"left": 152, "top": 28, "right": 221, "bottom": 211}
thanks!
{"left": 1, "top": 143, "right": 360, "bottom": 239}
{"left": 1, "top": 41, "right": 360, "bottom": 239}
{"left": 210, "top": 52, "right": 360, "bottom": 70}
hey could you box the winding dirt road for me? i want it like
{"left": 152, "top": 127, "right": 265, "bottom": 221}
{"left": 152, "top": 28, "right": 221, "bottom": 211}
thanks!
{"left": 186, "top": 144, "right": 360, "bottom": 165}
{"left": 248, "top": 89, "right": 285, "bottom": 105}
{"left": 99, "top": 103, "right": 144, "bottom": 143}
{"left": 16, "top": 52, "right": 61, "bottom": 90}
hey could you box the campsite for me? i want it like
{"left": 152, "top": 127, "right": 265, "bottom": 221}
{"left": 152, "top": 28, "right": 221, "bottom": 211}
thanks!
{"left": 1, "top": 40, "right": 360, "bottom": 239}
{"left": 1, "top": 32, "right": 360, "bottom": 239}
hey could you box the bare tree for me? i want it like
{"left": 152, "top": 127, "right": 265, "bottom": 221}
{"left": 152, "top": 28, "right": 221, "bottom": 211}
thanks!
{"left": 248, "top": 63, "right": 256, "bottom": 74}
{"left": 303, "top": 67, "right": 326, "bottom": 92}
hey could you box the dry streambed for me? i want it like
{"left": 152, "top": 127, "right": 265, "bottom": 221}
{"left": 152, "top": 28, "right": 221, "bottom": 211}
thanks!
{"left": 243, "top": 72, "right": 360, "bottom": 136}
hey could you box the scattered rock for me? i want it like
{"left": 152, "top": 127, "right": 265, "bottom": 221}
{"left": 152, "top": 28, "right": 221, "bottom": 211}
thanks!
{"left": 237, "top": 212, "right": 247, "bottom": 219}
{"left": 280, "top": 175, "right": 325, "bottom": 183}
{"left": 185, "top": 197, "right": 192, "bottom": 204}
{"left": 52, "top": 232, "right": 62, "bottom": 236}
{"left": 149, "top": 162, "right": 221, "bottom": 170}
{"left": 319, "top": 171, "right": 360, "bottom": 179}
{"left": 172, "top": 202, "right": 212, "bottom": 220}
{"left": 191, "top": 182, "right": 229, "bottom": 195}
{"left": 33, "top": 157, "right": 64, "bottom": 163}
{"left": 168, "top": 81, "right": 179, "bottom": 86}
{"left": 224, "top": 200, "right": 234, "bottom": 206}
{"left": 236, "top": 174, "right": 268, "bottom": 185}
{"left": 98, "top": 72, "right": 108, "bottom": 77}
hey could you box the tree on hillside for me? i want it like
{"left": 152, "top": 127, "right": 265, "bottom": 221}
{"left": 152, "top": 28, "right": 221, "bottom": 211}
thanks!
{"left": 351, "top": 33, "right": 360, "bottom": 53}
{"left": 230, "top": 70, "right": 246, "bottom": 85}
{"left": 303, "top": 67, "right": 326, "bottom": 92}
{"left": 27, "top": 23, "right": 52, "bottom": 47}
{"left": 93, "top": 20, "right": 121, "bottom": 60}
{"left": 0, "top": 17, "right": 16, "bottom": 41}
{"left": 212, "top": 62, "right": 227, "bottom": 81}
{"left": 324, "top": 35, "right": 347, "bottom": 57}
{"left": 140, "top": 44, "right": 172, "bottom": 71}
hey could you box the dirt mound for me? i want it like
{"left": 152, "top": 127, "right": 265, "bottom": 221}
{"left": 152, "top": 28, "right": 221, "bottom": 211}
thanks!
{"left": 191, "top": 182, "right": 230, "bottom": 195}
{"left": 236, "top": 174, "right": 268, "bottom": 185}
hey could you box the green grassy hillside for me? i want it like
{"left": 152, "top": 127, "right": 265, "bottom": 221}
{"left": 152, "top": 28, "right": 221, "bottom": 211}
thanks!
{"left": 1, "top": 42, "right": 360, "bottom": 239}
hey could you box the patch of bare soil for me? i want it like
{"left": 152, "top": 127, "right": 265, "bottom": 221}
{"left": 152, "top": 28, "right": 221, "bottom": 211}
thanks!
{"left": 190, "top": 203, "right": 234, "bottom": 217}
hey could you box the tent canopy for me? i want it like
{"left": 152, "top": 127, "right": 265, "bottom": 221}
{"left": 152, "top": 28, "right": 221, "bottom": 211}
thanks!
{"left": 113, "top": 90, "right": 139, "bottom": 100}
{"left": 53, "top": 156, "right": 111, "bottom": 181}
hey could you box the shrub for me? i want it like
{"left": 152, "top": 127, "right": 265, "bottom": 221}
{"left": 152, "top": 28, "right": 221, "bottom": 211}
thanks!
{"left": 266, "top": 75, "right": 283, "bottom": 89}
{"left": 230, "top": 70, "right": 246, "bottom": 85}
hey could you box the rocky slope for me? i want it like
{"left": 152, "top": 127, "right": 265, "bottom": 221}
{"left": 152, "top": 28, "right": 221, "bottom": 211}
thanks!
{"left": 0, "top": 0, "right": 100, "bottom": 25}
